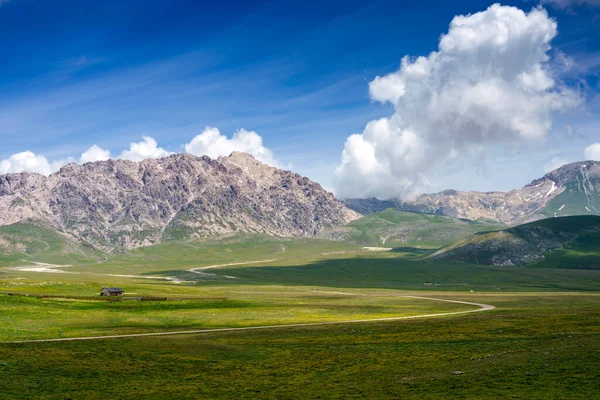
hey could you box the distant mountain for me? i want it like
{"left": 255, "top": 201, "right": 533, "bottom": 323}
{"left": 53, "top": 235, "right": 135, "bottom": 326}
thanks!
{"left": 318, "top": 208, "right": 503, "bottom": 248}
{"left": 0, "top": 152, "right": 359, "bottom": 250}
{"left": 342, "top": 198, "right": 402, "bottom": 215}
{"left": 344, "top": 161, "right": 600, "bottom": 225}
{"left": 430, "top": 215, "right": 600, "bottom": 267}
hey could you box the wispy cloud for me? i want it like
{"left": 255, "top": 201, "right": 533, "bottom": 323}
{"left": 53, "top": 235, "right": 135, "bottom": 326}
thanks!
{"left": 540, "top": 0, "right": 600, "bottom": 9}
{"left": 57, "top": 55, "right": 105, "bottom": 69}
{"left": 0, "top": 41, "right": 378, "bottom": 177}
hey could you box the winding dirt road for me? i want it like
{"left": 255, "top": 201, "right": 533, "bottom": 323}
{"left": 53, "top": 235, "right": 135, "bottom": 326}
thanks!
{"left": 5, "top": 295, "right": 495, "bottom": 344}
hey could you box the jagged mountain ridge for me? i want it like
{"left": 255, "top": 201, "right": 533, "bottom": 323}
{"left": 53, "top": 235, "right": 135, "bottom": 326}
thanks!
{"left": 344, "top": 161, "right": 600, "bottom": 225}
{"left": 0, "top": 152, "right": 360, "bottom": 250}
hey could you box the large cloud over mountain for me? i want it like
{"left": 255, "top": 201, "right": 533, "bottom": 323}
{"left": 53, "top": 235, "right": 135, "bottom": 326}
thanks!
{"left": 185, "top": 127, "right": 278, "bottom": 167}
{"left": 335, "top": 4, "right": 580, "bottom": 199}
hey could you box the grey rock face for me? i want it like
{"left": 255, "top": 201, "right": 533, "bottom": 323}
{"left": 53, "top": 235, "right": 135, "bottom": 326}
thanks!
{"left": 345, "top": 161, "right": 600, "bottom": 224}
{"left": 0, "top": 152, "right": 360, "bottom": 250}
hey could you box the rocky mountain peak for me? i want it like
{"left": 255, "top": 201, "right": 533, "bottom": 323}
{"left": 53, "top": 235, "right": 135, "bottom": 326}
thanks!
{"left": 530, "top": 161, "right": 600, "bottom": 187}
{"left": 0, "top": 153, "right": 360, "bottom": 250}
{"left": 225, "top": 151, "right": 260, "bottom": 163}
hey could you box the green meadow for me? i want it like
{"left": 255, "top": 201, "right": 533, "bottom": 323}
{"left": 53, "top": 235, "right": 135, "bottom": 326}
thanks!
{"left": 1, "top": 292, "right": 598, "bottom": 399}
{"left": 1, "top": 233, "right": 599, "bottom": 398}
{"left": 320, "top": 208, "right": 504, "bottom": 248}
{"left": 0, "top": 289, "right": 475, "bottom": 342}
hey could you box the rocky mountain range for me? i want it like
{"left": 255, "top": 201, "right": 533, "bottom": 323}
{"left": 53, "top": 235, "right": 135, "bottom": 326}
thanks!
{"left": 0, "top": 152, "right": 359, "bottom": 250}
{"left": 1, "top": 152, "right": 598, "bottom": 254}
{"left": 344, "top": 161, "right": 600, "bottom": 225}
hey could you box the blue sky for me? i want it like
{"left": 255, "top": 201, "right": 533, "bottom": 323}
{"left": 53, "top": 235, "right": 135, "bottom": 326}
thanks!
{"left": 1, "top": 0, "right": 600, "bottom": 197}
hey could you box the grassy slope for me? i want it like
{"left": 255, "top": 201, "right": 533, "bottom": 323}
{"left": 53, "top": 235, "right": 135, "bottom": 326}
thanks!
{"left": 0, "top": 222, "right": 101, "bottom": 265}
{"left": 78, "top": 234, "right": 362, "bottom": 276}
{"left": 533, "top": 217, "right": 600, "bottom": 269}
{"left": 541, "top": 180, "right": 600, "bottom": 218}
{"left": 320, "top": 208, "right": 503, "bottom": 248}
{"left": 431, "top": 215, "right": 600, "bottom": 268}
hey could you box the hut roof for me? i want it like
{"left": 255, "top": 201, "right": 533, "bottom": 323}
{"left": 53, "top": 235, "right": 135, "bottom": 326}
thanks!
{"left": 101, "top": 287, "right": 124, "bottom": 293}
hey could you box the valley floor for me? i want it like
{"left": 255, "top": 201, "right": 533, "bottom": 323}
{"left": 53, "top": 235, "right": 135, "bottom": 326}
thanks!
{"left": 3, "top": 294, "right": 495, "bottom": 344}
{"left": 0, "top": 292, "right": 598, "bottom": 399}
{"left": 1, "top": 238, "right": 599, "bottom": 399}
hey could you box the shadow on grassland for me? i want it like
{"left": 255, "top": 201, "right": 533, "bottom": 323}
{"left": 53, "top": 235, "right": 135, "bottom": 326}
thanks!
{"left": 150, "top": 257, "right": 600, "bottom": 292}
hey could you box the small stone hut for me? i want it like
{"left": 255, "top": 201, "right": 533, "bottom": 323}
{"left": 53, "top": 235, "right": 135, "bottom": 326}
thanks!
{"left": 100, "top": 287, "right": 124, "bottom": 297}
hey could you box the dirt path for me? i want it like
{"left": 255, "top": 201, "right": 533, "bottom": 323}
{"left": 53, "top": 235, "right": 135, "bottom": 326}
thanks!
{"left": 188, "top": 259, "right": 279, "bottom": 279}
{"left": 363, "top": 247, "right": 393, "bottom": 251}
{"left": 188, "top": 258, "right": 279, "bottom": 273}
{"left": 9, "top": 261, "right": 76, "bottom": 274}
{"left": 5, "top": 296, "right": 495, "bottom": 344}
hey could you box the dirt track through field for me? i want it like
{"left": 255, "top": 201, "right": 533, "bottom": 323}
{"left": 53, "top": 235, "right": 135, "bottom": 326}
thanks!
{"left": 4, "top": 296, "right": 495, "bottom": 344}
{"left": 188, "top": 259, "right": 279, "bottom": 273}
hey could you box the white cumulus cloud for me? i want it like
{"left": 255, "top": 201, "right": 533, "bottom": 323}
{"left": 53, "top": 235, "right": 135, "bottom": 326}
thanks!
{"left": 118, "top": 136, "right": 172, "bottom": 162}
{"left": 0, "top": 151, "right": 58, "bottom": 175}
{"left": 0, "top": 147, "right": 112, "bottom": 176}
{"left": 335, "top": 4, "right": 580, "bottom": 199}
{"left": 584, "top": 143, "right": 600, "bottom": 161}
{"left": 185, "top": 127, "right": 279, "bottom": 166}
{"left": 544, "top": 156, "right": 568, "bottom": 173}
{"left": 80, "top": 145, "right": 111, "bottom": 163}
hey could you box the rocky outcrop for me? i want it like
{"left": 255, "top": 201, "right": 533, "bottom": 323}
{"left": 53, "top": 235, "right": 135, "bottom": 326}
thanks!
{"left": 0, "top": 152, "right": 360, "bottom": 250}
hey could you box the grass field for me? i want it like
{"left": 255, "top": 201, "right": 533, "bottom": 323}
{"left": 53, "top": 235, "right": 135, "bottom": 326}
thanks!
{"left": 1, "top": 234, "right": 599, "bottom": 398}
{"left": 0, "top": 293, "right": 598, "bottom": 399}
{"left": 0, "top": 289, "right": 477, "bottom": 342}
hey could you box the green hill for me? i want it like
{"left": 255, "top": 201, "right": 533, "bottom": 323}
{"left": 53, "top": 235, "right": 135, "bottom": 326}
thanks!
{"left": 319, "top": 208, "right": 503, "bottom": 248}
{"left": 540, "top": 180, "right": 600, "bottom": 218}
{"left": 0, "top": 221, "right": 102, "bottom": 265}
{"left": 431, "top": 215, "right": 600, "bottom": 268}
